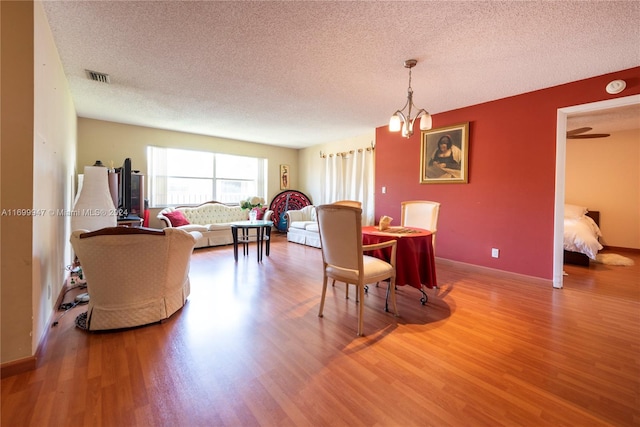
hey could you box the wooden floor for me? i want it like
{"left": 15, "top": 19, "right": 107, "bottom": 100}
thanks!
{"left": 2, "top": 234, "right": 639, "bottom": 426}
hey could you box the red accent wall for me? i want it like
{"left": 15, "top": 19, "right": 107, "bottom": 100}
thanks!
{"left": 375, "top": 67, "right": 640, "bottom": 280}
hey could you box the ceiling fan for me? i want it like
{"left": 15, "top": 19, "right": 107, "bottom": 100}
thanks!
{"left": 566, "top": 127, "right": 610, "bottom": 139}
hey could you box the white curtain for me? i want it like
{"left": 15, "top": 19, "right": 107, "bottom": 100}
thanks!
{"left": 320, "top": 146, "right": 375, "bottom": 225}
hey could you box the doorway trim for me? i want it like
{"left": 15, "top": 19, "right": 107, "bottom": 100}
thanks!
{"left": 553, "top": 94, "right": 640, "bottom": 288}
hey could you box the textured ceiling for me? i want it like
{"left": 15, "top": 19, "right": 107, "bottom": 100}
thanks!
{"left": 41, "top": 1, "right": 640, "bottom": 149}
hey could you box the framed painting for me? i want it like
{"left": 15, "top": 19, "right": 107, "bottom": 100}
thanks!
{"left": 280, "top": 164, "right": 290, "bottom": 190}
{"left": 420, "top": 122, "right": 469, "bottom": 184}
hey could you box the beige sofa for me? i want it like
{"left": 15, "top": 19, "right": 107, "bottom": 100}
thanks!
{"left": 70, "top": 226, "right": 197, "bottom": 331}
{"left": 158, "top": 201, "right": 273, "bottom": 248}
{"left": 285, "top": 205, "right": 321, "bottom": 248}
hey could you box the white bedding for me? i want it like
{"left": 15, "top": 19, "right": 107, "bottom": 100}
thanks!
{"left": 563, "top": 215, "right": 603, "bottom": 260}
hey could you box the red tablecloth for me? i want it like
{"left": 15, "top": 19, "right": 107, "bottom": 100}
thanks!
{"left": 362, "top": 226, "right": 438, "bottom": 290}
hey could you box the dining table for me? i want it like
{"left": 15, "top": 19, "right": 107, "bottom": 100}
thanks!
{"left": 361, "top": 225, "right": 438, "bottom": 304}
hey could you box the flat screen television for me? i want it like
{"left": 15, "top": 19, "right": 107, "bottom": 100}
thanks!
{"left": 117, "top": 158, "right": 139, "bottom": 220}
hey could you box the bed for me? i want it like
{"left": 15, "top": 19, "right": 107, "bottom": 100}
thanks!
{"left": 563, "top": 204, "right": 603, "bottom": 266}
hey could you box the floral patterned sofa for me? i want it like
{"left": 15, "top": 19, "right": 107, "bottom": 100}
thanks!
{"left": 158, "top": 201, "right": 273, "bottom": 248}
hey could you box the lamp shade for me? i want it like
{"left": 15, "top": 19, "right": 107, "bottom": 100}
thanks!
{"left": 420, "top": 113, "right": 432, "bottom": 131}
{"left": 389, "top": 114, "right": 401, "bottom": 132}
{"left": 70, "top": 166, "right": 117, "bottom": 232}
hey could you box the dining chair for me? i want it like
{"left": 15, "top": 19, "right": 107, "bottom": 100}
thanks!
{"left": 331, "top": 200, "right": 363, "bottom": 298}
{"left": 316, "top": 204, "right": 398, "bottom": 336}
{"left": 401, "top": 200, "right": 440, "bottom": 251}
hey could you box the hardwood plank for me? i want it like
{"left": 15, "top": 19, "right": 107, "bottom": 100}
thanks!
{"left": 2, "top": 234, "right": 638, "bottom": 426}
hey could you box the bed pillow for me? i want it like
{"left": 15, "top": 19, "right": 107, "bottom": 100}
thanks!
{"left": 164, "top": 210, "right": 190, "bottom": 227}
{"left": 564, "top": 203, "right": 587, "bottom": 219}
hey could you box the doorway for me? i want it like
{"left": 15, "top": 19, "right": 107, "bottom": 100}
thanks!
{"left": 553, "top": 94, "right": 640, "bottom": 288}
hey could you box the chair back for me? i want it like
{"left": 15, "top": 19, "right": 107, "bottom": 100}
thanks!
{"left": 333, "top": 200, "right": 362, "bottom": 209}
{"left": 316, "top": 204, "right": 363, "bottom": 273}
{"left": 401, "top": 200, "right": 440, "bottom": 232}
{"left": 401, "top": 200, "right": 440, "bottom": 250}
{"left": 70, "top": 226, "right": 196, "bottom": 330}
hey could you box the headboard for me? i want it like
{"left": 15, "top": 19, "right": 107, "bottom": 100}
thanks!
{"left": 586, "top": 210, "right": 600, "bottom": 226}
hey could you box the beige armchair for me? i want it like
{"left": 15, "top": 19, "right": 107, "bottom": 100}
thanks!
{"left": 316, "top": 204, "right": 398, "bottom": 336}
{"left": 70, "top": 227, "right": 198, "bottom": 331}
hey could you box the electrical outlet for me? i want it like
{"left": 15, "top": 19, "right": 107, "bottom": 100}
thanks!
{"left": 492, "top": 248, "right": 500, "bottom": 258}
{"left": 381, "top": 186, "right": 386, "bottom": 194}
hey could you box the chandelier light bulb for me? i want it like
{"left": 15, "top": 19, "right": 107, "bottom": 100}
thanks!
{"left": 389, "top": 114, "right": 401, "bottom": 132}
{"left": 420, "top": 113, "right": 432, "bottom": 131}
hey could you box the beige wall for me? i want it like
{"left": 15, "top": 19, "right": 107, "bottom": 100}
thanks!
{"left": 566, "top": 128, "right": 640, "bottom": 249}
{"left": 1, "top": 0, "right": 77, "bottom": 365}
{"left": 77, "top": 118, "right": 299, "bottom": 208}
{"left": 32, "top": 1, "right": 78, "bottom": 350}
{"left": 1, "top": 0, "right": 35, "bottom": 364}
{"left": 298, "top": 131, "right": 376, "bottom": 205}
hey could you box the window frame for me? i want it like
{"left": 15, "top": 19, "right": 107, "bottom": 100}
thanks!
{"left": 147, "top": 146, "right": 267, "bottom": 208}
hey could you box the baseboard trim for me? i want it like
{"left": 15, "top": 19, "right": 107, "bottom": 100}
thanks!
{"left": 1, "top": 312, "right": 52, "bottom": 378}
{"left": 1, "top": 277, "right": 71, "bottom": 379}
{"left": 602, "top": 246, "right": 640, "bottom": 254}
{"left": 1, "top": 356, "right": 36, "bottom": 379}
{"left": 435, "top": 257, "right": 552, "bottom": 287}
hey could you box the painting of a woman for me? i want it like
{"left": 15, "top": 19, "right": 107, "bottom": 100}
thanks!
{"left": 428, "top": 134, "right": 462, "bottom": 176}
{"left": 421, "top": 122, "right": 469, "bottom": 183}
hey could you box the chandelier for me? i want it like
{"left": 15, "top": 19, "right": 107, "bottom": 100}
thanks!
{"left": 389, "top": 59, "right": 432, "bottom": 138}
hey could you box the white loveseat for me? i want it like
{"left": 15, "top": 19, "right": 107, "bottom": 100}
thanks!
{"left": 285, "top": 205, "right": 321, "bottom": 248}
{"left": 158, "top": 201, "right": 273, "bottom": 248}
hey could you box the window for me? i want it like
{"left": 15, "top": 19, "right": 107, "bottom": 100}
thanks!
{"left": 147, "top": 146, "right": 267, "bottom": 207}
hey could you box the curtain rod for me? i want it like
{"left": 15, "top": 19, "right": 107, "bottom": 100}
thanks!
{"left": 320, "top": 141, "right": 375, "bottom": 159}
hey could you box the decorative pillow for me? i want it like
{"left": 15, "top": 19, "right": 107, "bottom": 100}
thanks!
{"left": 255, "top": 207, "right": 267, "bottom": 220}
{"left": 564, "top": 204, "right": 587, "bottom": 219}
{"left": 164, "top": 210, "right": 190, "bottom": 227}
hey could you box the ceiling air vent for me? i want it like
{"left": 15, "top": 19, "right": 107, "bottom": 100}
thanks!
{"left": 85, "top": 69, "right": 111, "bottom": 84}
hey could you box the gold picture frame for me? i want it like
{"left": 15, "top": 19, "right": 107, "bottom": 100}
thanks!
{"left": 420, "top": 122, "right": 469, "bottom": 184}
{"left": 280, "top": 164, "right": 290, "bottom": 190}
